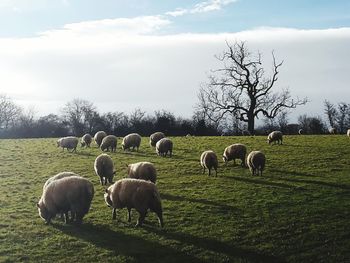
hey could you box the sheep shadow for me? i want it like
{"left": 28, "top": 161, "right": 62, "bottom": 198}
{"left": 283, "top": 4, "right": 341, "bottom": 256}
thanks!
{"left": 53, "top": 223, "right": 202, "bottom": 263}
{"left": 144, "top": 227, "right": 285, "bottom": 263}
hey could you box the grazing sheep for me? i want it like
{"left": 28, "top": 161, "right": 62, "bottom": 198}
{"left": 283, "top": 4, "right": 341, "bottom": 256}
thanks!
{"left": 347, "top": 129, "right": 350, "bottom": 137}
{"left": 156, "top": 138, "right": 173, "bottom": 157}
{"left": 57, "top": 136, "right": 79, "bottom": 152}
{"left": 267, "top": 131, "right": 283, "bottom": 145}
{"left": 100, "top": 135, "right": 118, "bottom": 152}
{"left": 94, "top": 153, "right": 116, "bottom": 185}
{"left": 298, "top": 129, "right": 303, "bottom": 135}
{"left": 329, "top": 127, "right": 336, "bottom": 134}
{"left": 149, "top": 132, "right": 165, "bottom": 147}
{"left": 122, "top": 133, "right": 141, "bottom": 151}
{"left": 37, "top": 175, "right": 94, "bottom": 224}
{"left": 200, "top": 150, "right": 218, "bottom": 176}
{"left": 94, "top": 131, "right": 107, "bottom": 147}
{"left": 223, "top": 144, "right": 247, "bottom": 167}
{"left": 81, "top": 133, "right": 92, "bottom": 147}
{"left": 246, "top": 151, "right": 266, "bottom": 176}
{"left": 127, "top": 162, "right": 157, "bottom": 183}
{"left": 104, "top": 178, "right": 164, "bottom": 228}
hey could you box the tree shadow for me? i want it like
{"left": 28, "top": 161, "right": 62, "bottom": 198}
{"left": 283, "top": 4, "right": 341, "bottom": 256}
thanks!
{"left": 144, "top": 226, "right": 285, "bottom": 263}
{"left": 269, "top": 169, "right": 315, "bottom": 177}
{"left": 53, "top": 222, "right": 202, "bottom": 263}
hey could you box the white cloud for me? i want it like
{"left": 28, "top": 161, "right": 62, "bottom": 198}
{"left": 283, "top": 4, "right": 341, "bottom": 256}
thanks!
{"left": 0, "top": 21, "right": 349, "bottom": 121}
{"left": 165, "top": 0, "right": 237, "bottom": 17}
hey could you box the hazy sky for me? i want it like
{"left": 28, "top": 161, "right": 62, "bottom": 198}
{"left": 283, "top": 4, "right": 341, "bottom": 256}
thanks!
{"left": 0, "top": 0, "right": 349, "bottom": 121}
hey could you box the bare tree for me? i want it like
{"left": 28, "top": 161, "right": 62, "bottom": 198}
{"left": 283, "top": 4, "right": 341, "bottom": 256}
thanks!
{"left": 0, "top": 94, "right": 22, "bottom": 129}
{"left": 197, "top": 41, "right": 307, "bottom": 134}
{"left": 324, "top": 100, "right": 337, "bottom": 129}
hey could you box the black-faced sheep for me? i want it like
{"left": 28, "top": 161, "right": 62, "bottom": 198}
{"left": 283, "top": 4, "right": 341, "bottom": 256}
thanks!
{"left": 57, "top": 136, "right": 79, "bottom": 152}
{"left": 37, "top": 175, "right": 94, "bottom": 224}
{"left": 223, "top": 144, "right": 247, "bottom": 167}
{"left": 100, "top": 135, "right": 118, "bottom": 152}
{"left": 104, "top": 178, "right": 163, "bottom": 228}
{"left": 94, "top": 131, "right": 107, "bottom": 147}
{"left": 81, "top": 133, "right": 92, "bottom": 147}
{"left": 156, "top": 138, "right": 173, "bottom": 157}
{"left": 246, "top": 151, "right": 266, "bottom": 176}
{"left": 127, "top": 162, "right": 157, "bottom": 183}
{"left": 200, "top": 150, "right": 218, "bottom": 176}
{"left": 94, "top": 153, "right": 116, "bottom": 185}
{"left": 122, "top": 133, "right": 141, "bottom": 151}
{"left": 267, "top": 131, "right": 283, "bottom": 145}
{"left": 149, "top": 132, "right": 165, "bottom": 147}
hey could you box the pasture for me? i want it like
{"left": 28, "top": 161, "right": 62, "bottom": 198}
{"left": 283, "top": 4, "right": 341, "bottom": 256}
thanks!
{"left": 0, "top": 135, "right": 349, "bottom": 262}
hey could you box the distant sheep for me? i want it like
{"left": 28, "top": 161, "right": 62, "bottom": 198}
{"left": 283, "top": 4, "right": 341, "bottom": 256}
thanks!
{"left": 156, "top": 138, "right": 173, "bottom": 157}
{"left": 223, "top": 144, "right": 247, "bottom": 167}
{"left": 94, "top": 153, "right": 116, "bottom": 185}
{"left": 347, "top": 129, "right": 350, "bottom": 137}
{"left": 37, "top": 175, "right": 94, "bottom": 224}
{"left": 57, "top": 136, "right": 79, "bottom": 152}
{"left": 100, "top": 135, "right": 118, "bottom": 152}
{"left": 246, "top": 151, "right": 266, "bottom": 176}
{"left": 200, "top": 150, "right": 218, "bottom": 176}
{"left": 104, "top": 178, "right": 163, "bottom": 228}
{"left": 122, "top": 133, "right": 141, "bottom": 151}
{"left": 94, "top": 131, "right": 107, "bottom": 147}
{"left": 267, "top": 131, "right": 283, "bottom": 145}
{"left": 149, "top": 132, "right": 165, "bottom": 147}
{"left": 298, "top": 129, "right": 303, "bottom": 135}
{"left": 81, "top": 133, "right": 92, "bottom": 147}
{"left": 127, "top": 162, "right": 157, "bottom": 183}
{"left": 329, "top": 127, "right": 336, "bottom": 134}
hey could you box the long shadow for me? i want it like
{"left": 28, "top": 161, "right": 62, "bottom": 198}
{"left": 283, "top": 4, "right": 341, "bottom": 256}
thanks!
{"left": 144, "top": 226, "right": 285, "bottom": 263}
{"left": 223, "top": 175, "right": 303, "bottom": 190}
{"left": 269, "top": 169, "right": 315, "bottom": 177}
{"left": 53, "top": 223, "right": 202, "bottom": 263}
{"left": 160, "top": 193, "right": 240, "bottom": 212}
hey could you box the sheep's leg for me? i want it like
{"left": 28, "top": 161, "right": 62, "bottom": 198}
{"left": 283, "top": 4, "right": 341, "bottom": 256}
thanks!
{"left": 208, "top": 169, "right": 211, "bottom": 176}
{"left": 112, "top": 208, "right": 117, "bottom": 220}
{"left": 127, "top": 208, "right": 132, "bottom": 222}
{"left": 64, "top": 212, "right": 69, "bottom": 224}
{"left": 136, "top": 211, "right": 147, "bottom": 227}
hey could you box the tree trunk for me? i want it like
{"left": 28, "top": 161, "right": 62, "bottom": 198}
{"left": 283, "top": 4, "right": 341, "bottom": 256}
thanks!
{"left": 247, "top": 115, "right": 255, "bottom": 135}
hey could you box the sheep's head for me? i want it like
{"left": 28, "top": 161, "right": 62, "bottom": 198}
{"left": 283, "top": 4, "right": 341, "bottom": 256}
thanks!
{"left": 121, "top": 143, "right": 126, "bottom": 150}
{"left": 222, "top": 155, "right": 228, "bottom": 163}
{"left": 37, "top": 202, "right": 52, "bottom": 224}
{"left": 81, "top": 141, "right": 86, "bottom": 147}
{"left": 104, "top": 189, "right": 112, "bottom": 207}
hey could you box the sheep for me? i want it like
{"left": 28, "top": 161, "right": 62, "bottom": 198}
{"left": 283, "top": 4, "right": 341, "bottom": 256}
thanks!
{"left": 100, "top": 135, "right": 118, "bottom": 152}
{"left": 81, "top": 133, "right": 92, "bottom": 147}
{"left": 200, "top": 150, "right": 218, "bottom": 176}
{"left": 127, "top": 162, "right": 157, "bottom": 183}
{"left": 347, "top": 129, "right": 350, "bottom": 137}
{"left": 104, "top": 178, "right": 164, "bottom": 228}
{"left": 223, "top": 144, "right": 247, "bottom": 167}
{"left": 37, "top": 175, "right": 94, "bottom": 224}
{"left": 94, "top": 153, "right": 116, "bottom": 185}
{"left": 246, "top": 151, "right": 266, "bottom": 176}
{"left": 149, "top": 132, "right": 165, "bottom": 147}
{"left": 267, "top": 131, "right": 283, "bottom": 145}
{"left": 122, "top": 133, "right": 141, "bottom": 151}
{"left": 156, "top": 138, "right": 173, "bottom": 157}
{"left": 94, "top": 131, "right": 107, "bottom": 147}
{"left": 298, "top": 129, "right": 303, "bottom": 135}
{"left": 329, "top": 127, "right": 336, "bottom": 134}
{"left": 57, "top": 136, "right": 79, "bottom": 152}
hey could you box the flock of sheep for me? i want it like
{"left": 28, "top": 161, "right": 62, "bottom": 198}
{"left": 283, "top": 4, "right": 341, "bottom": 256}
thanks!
{"left": 38, "top": 129, "right": 349, "bottom": 228}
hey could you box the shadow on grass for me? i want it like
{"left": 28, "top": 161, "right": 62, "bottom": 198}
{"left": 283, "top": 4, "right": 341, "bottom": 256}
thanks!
{"left": 54, "top": 223, "right": 202, "bottom": 263}
{"left": 269, "top": 169, "right": 315, "bottom": 177}
{"left": 144, "top": 227, "right": 285, "bottom": 263}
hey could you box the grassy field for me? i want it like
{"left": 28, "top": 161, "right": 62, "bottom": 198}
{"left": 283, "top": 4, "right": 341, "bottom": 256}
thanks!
{"left": 0, "top": 135, "right": 349, "bottom": 262}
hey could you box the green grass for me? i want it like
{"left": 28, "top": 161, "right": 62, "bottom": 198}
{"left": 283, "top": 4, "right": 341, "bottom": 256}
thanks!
{"left": 0, "top": 135, "right": 349, "bottom": 262}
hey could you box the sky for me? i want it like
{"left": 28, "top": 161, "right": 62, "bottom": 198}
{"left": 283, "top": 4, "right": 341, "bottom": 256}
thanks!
{"left": 0, "top": 0, "right": 350, "bottom": 122}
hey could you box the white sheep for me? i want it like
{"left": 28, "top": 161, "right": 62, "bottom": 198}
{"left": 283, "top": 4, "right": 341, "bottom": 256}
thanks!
{"left": 246, "top": 151, "right": 266, "bottom": 176}
{"left": 347, "top": 129, "right": 350, "bottom": 137}
{"left": 94, "top": 153, "right": 116, "bottom": 185}
{"left": 298, "top": 129, "right": 303, "bottom": 135}
{"left": 81, "top": 133, "right": 92, "bottom": 147}
{"left": 122, "top": 133, "right": 141, "bottom": 151}
{"left": 149, "top": 132, "right": 165, "bottom": 147}
{"left": 94, "top": 131, "right": 107, "bottom": 147}
{"left": 223, "top": 144, "right": 247, "bottom": 167}
{"left": 329, "top": 127, "right": 336, "bottom": 134}
{"left": 200, "top": 150, "right": 218, "bottom": 176}
{"left": 100, "top": 135, "right": 118, "bottom": 152}
{"left": 267, "top": 131, "right": 283, "bottom": 145}
{"left": 127, "top": 162, "right": 157, "bottom": 183}
{"left": 37, "top": 175, "right": 94, "bottom": 224}
{"left": 104, "top": 178, "right": 164, "bottom": 228}
{"left": 57, "top": 136, "right": 79, "bottom": 152}
{"left": 156, "top": 138, "right": 173, "bottom": 157}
